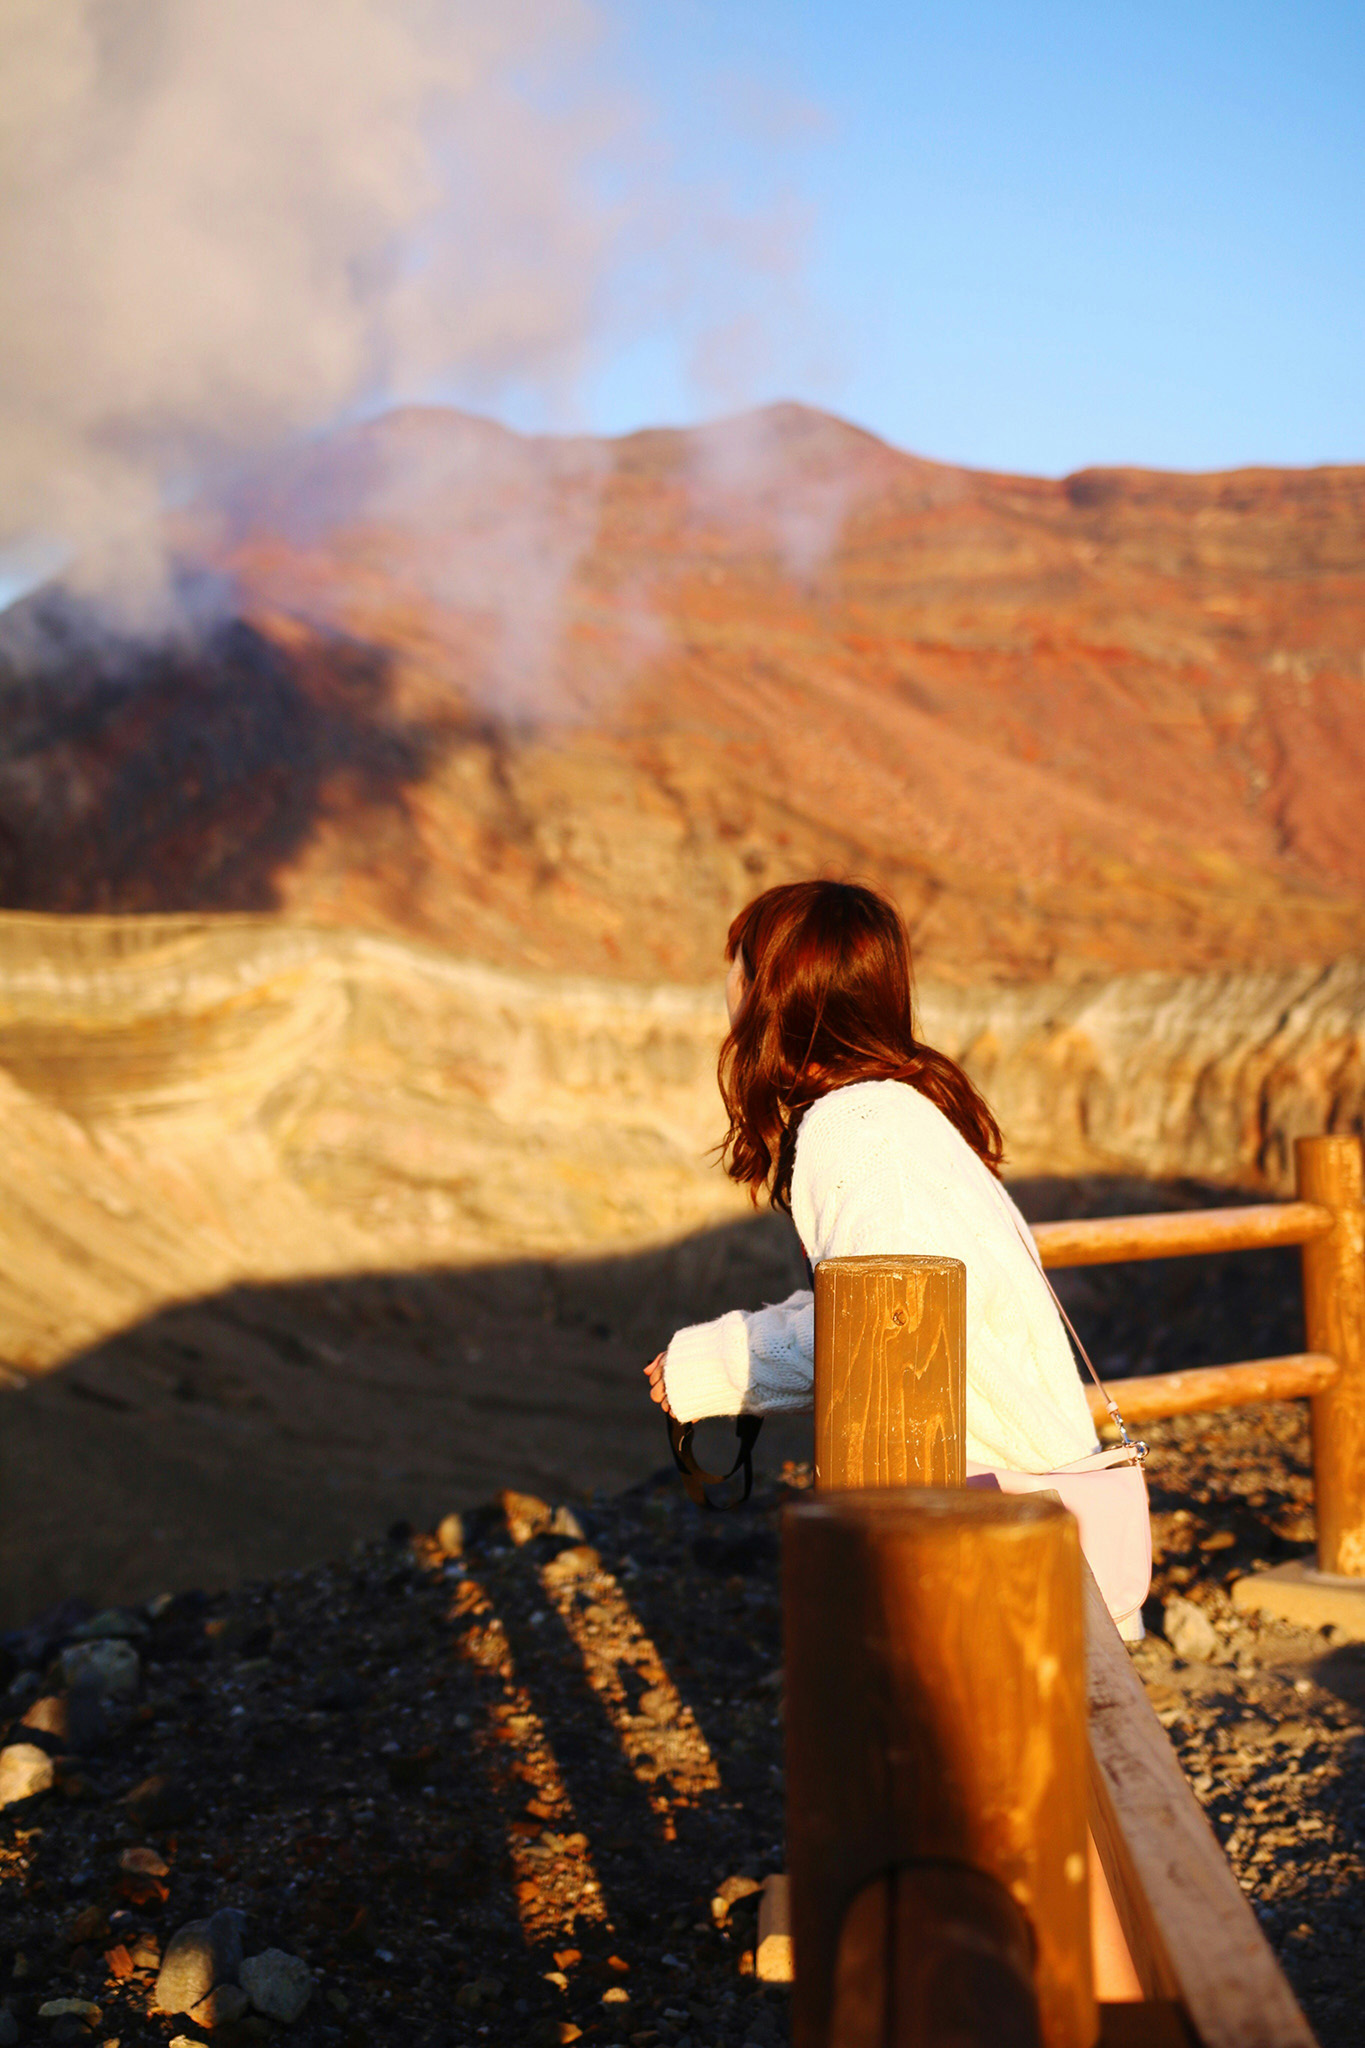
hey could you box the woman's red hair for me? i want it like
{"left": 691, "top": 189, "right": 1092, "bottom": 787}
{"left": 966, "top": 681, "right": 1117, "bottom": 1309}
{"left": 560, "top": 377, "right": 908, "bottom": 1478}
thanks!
{"left": 719, "top": 879, "right": 1003, "bottom": 1211}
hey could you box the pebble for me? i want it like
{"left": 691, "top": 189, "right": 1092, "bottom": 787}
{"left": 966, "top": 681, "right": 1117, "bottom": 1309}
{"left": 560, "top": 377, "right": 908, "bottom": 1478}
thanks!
{"left": 188, "top": 1983, "right": 250, "bottom": 2027}
{"left": 1163, "top": 1596, "right": 1220, "bottom": 1663}
{"left": 454, "top": 1977, "right": 503, "bottom": 2012}
{"left": 19, "top": 1695, "right": 68, "bottom": 1742}
{"left": 711, "top": 1873, "right": 763, "bottom": 1923}
{"left": 4, "top": 1670, "right": 41, "bottom": 1708}
{"left": 542, "top": 1545, "right": 601, "bottom": 1586}
{"left": 119, "top": 1845, "right": 169, "bottom": 1878}
{"left": 68, "top": 1608, "right": 148, "bottom": 1642}
{"left": 59, "top": 1639, "right": 139, "bottom": 1703}
{"left": 13, "top": 1679, "right": 104, "bottom": 1761}
{"left": 37, "top": 2001, "right": 102, "bottom": 2022}
{"left": 153, "top": 1909, "right": 246, "bottom": 2014}
{"left": 240, "top": 1948, "right": 313, "bottom": 2023}
{"left": 67, "top": 1906, "right": 111, "bottom": 1947}
{"left": 436, "top": 1512, "right": 465, "bottom": 1557}
{"left": 0, "top": 1742, "right": 55, "bottom": 1806}
{"left": 500, "top": 1490, "right": 554, "bottom": 1545}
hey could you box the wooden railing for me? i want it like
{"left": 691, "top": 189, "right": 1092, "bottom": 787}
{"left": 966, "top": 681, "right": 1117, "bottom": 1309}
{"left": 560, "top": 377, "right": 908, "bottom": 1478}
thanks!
{"left": 1033, "top": 1134, "right": 1365, "bottom": 1579}
{"left": 772, "top": 1132, "right": 1365, "bottom": 2046}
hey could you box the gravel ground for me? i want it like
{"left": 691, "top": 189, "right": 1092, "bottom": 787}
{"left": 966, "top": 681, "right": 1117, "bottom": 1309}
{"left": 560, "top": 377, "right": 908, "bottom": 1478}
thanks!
{"left": 1, "top": 1401, "right": 1361, "bottom": 2048}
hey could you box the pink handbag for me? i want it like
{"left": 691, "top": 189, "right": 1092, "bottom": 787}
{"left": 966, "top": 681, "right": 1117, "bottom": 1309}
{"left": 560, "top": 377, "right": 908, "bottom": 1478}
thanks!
{"left": 966, "top": 1452, "right": 1152, "bottom": 1640}
{"left": 971, "top": 1206, "right": 1153, "bottom": 1641}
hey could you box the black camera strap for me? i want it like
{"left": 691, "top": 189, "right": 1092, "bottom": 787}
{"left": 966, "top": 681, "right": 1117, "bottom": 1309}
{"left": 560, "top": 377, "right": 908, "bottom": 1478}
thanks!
{"left": 667, "top": 1413, "right": 763, "bottom": 1510}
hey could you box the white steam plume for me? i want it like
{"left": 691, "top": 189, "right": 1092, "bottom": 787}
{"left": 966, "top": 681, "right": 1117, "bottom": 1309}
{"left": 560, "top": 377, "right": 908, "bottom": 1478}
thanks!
{"left": 0, "top": 0, "right": 631, "bottom": 626}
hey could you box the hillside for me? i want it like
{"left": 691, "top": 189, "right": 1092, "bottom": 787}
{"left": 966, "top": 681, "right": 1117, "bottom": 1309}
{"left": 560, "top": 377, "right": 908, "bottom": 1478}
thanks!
{"left": 0, "top": 909, "right": 1361, "bottom": 1618}
{"left": 2, "top": 404, "right": 1364, "bottom": 982}
{"left": 1, "top": 909, "right": 1361, "bottom": 1380}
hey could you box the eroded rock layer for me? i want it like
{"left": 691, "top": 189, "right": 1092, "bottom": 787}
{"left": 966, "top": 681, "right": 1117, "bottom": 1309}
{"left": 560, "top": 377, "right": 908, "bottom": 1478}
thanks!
{"left": 0, "top": 912, "right": 1360, "bottom": 1378}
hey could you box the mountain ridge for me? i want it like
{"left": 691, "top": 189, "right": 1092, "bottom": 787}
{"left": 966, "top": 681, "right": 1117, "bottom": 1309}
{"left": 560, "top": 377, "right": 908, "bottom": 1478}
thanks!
{"left": 2, "top": 400, "right": 1363, "bottom": 983}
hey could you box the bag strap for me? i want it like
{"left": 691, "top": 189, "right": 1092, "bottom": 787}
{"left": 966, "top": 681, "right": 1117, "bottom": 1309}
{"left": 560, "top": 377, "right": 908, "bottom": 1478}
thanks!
{"left": 667, "top": 1413, "right": 763, "bottom": 1509}
{"left": 1005, "top": 1203, "right": 1147, "bottom": 1465}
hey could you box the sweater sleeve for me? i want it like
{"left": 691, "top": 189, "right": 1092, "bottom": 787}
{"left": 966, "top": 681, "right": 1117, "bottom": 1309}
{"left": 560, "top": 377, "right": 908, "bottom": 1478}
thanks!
{"left": 662, "top": 1290, "right": 814, "bottom": 1422}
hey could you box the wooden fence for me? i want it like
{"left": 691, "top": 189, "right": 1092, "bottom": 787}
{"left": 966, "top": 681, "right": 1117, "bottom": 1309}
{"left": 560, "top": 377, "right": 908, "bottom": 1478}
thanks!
{"left": 774, "top": 1133, "right": 1365, "bottom": 2046}
{"left": 1033, "top": 1133, "right": 1365, "bottom": 1578}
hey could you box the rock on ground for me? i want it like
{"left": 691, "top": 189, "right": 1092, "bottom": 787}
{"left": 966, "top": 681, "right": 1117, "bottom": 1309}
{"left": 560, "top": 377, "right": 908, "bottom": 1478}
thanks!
{"left": 152, "top": 1908, "right": 246, "bottom": 2015}
{"left": 58, "top": 1638, "right": 139, "bottom": 1703}
{"left": 0, "top": 1742, "right": 55, "bottom": 1807}
{"left": 240, "top": 1948, "right": 313, "bottom": 2022}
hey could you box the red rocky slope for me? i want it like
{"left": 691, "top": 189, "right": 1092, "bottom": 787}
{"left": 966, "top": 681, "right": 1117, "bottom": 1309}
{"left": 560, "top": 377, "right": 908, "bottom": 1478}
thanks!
{"left": 3, "top": 402, "right": 1363, "bottom": 983}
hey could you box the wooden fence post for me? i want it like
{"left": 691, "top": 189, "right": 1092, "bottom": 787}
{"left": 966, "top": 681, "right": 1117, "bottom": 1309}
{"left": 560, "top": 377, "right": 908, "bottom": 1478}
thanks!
{"left": 784, "top": 1491, "right": 1096, "bottom": 2048}
{"left": 1296, "top": 1135, "right": 1365, "bottom": 1575}
{"left": 813, "top": 1256, "right": 966, "bottom": 1491}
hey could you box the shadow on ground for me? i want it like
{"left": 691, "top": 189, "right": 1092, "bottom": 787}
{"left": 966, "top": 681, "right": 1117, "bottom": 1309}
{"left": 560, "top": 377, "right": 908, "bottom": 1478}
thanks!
{"left": 1, "top": 1176, "right": 1307, "bottom": 1625}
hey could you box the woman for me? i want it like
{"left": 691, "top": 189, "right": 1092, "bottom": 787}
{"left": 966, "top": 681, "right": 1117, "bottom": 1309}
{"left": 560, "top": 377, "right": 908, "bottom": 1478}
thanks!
{"left": 644, "top": 876, "right": 1100, "bottom": 1475}
{"left": 644, "top": 877, "right": 1147, "bottom": 2002}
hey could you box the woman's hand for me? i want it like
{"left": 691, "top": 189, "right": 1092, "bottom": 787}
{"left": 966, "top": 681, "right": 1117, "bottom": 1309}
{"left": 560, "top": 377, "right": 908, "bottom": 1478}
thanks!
{"left": 644, "top": 1351, "right": 674, "bottom": 1418}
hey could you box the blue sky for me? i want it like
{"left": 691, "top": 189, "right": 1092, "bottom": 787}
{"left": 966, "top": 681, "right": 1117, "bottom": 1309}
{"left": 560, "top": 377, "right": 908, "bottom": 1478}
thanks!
{"left": 3, "top": 0, "right": 1360, "bottom": 623}
{"left": 568, "top": 0, "right": 1365, "bottom": 474}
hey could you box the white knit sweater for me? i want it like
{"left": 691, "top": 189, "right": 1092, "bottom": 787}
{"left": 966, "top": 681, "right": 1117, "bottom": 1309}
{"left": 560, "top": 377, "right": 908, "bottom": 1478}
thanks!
{"left": 663, "top": 1078, "right": 1099, "bottom": 1472}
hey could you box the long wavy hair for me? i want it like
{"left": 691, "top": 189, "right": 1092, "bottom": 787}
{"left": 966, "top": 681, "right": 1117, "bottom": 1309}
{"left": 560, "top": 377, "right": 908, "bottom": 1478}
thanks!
{"left": 719, "top": 879, "right": 1004, "bottom": 1212}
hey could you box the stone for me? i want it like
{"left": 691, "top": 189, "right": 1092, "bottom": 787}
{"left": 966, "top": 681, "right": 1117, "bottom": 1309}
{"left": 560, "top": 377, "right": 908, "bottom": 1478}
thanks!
{"left": 499, "top": 1490, "right": 553, "bottom": 1545}
{"left": 1163, "top": 1596, "right": 1219, "bottom": 1663}
{"left": 59, "top": 1640, "right": 139, "bottom": 1703}
{"left": 454, "top": 1978, "right": 503, "bottom": 2012}
{"left": 20, "top": 1694, "right": 68, "bottom": 1742}
{"left": 37, "top": 2001, "right": 102, "bottom": 2022}
{"left": 711, "top": 1874, "right": 763, "bottom": 1923}
{"left": 0, "top": 2006, "right": 15, "bottom": 2046}
{"left": 240, "top": 1949, "right": 312, "bottom": 2023}
{"left": 69, "top": 1608, "right": 147, "bottom": 1642}
{"left": 1231, "top": 1559, "right": 1365, "bottom": 1640}
{"left": 67, "top": 1904, "right": 111, "bottom": 1947}
{"left": 436, "top": 1513, "right": 465, "bottom": 1557}
{"left": 5, "top": 1670, "right": 41, "bottom": 1708}
{"left": 53, "top": 1760, "right": 96, "bottom": 1803}
{"left": 153, "top": 1911, "right": 246, "bottom": 2015}
{"left": 0, "top": 1742, "right": 55, "bottom": 1806}
{"left": 550, "top": 1506, "right": 586, "bottom": 1541}
{"left": 15, "top": 1683, "right": 105, "bottom": 1761}
{"left": 188, "top": 1983, "right": 250, "bottom": 2028}
{"left": 121, "top": 1772, "right": 187, "bottom": 1825}
{"left": 541, "top": 1545, "right": 601, "bottom": 1587}
{"left": 119, "top": 1846, "right": 169, "bottom": 1878}
{"left": 601, "top": 1986, "right": 630, "bottom": 2004}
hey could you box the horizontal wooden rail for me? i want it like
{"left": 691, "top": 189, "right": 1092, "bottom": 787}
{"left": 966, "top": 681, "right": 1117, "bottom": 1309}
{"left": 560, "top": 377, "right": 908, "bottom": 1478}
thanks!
{"left": 1084, "top": 1565, "right": 1316, "bottom": 2046}
{"left": 1033, "top": 1203, "right": 1333, "bottom": 1270}
{"left": 1085, "top": 1353, "right": 1340, "bottom": 1427}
